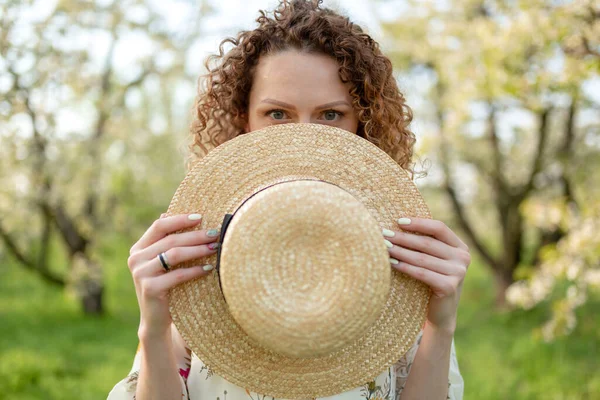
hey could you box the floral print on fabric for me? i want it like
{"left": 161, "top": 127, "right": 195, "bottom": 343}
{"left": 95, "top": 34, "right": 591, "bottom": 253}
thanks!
{"left": 360, "top": 368, "right": 393, "bottom": 400}
{"left": 107, "top": 328, "right": 463, "bottom": 400}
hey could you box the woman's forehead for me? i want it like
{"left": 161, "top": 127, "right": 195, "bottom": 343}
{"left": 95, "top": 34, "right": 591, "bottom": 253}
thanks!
{"left": 250, "top": 51, "right": 352, "bottom": 105}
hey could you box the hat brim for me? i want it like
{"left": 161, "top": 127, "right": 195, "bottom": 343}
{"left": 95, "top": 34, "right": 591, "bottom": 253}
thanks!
{"left": 166, "top": 123, "right": 431, "bottom": 399}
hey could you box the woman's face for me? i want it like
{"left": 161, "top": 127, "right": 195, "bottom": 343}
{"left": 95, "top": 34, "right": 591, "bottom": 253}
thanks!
{"left": 246, "top": 51, "right": 359, "bottom": 134}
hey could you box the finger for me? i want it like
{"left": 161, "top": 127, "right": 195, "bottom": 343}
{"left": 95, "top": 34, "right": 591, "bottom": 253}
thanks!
{"left": 137, "top": 229, "right": 220, "bottom": 262}
{"left": 131, "top": 214, "right": 203, "bottom": 254}
{"left": 388, "top": 245, "right": 463, "bottom": 276}
{"left": 392, "top": 261, "right": 455, "bottom": 296}
{"left": 150, "top": 264, "right": 214, "bottom": 293}
{"left": 395, "top": 217, "right": 467, "bottom": 249}
{"left": 143, "top": 244, "right": 218, "bottom": 276}
{"left": 384, "top": 229, "right": 455, "bottom": 260}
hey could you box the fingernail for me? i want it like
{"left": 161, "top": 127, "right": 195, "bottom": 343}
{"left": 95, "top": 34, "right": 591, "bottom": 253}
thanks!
{"left": 397, "top": 217, "right": 411, "bottom": 225}
{"left": 382, "top": 228, "right": 395, "bottom": 238}
{"left": 384, "top": 239, "right": 393, "bottom": 248}
{"left": 202, "top": 264, "right": 214, "bottom": 271}
{"left": 390, "top": 258, "right": 399, "bottom": 265}
{"left": 206, "top": 229, "right": 220, "bottom": 237}
{"left": 207, "top": 242, "right": 220, "bottom": 251}
{"left": 188, "top": 214, "right": 202, "bottom": 221}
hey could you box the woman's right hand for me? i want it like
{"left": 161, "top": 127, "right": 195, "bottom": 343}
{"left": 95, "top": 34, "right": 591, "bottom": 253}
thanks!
{"left": 127, "top": 213, "right": 219, "bottom": 339}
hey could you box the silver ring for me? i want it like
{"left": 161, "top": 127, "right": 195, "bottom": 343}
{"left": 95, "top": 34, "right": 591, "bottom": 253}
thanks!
{"left": 158, "top": 252, "right": 171, "bottom": 272}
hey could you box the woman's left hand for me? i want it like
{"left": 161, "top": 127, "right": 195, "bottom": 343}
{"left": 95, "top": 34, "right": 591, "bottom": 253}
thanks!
{"left": 383, "top": 217, "right": 471, "bottom": 335}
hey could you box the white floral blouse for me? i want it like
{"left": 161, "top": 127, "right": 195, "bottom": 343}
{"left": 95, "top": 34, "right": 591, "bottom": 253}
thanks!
{"left": 108, "top": 324, "right": 463, "bottom": 400}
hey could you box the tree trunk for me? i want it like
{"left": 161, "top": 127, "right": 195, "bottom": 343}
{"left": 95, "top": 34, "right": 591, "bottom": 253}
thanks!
{"left": 71, "top": 252, "right": 104, "bottom": 315}
{"left": 501, "top": 202, "right": 523, "bottom": 268}
{"left": 493, "top": 268, "right": 514, "bottom": 308}
{"left": 492, "top": 202, "right": 523, "bottom": 307}
{"left": 82, "top": 284, "right": 104, "bottom": 315}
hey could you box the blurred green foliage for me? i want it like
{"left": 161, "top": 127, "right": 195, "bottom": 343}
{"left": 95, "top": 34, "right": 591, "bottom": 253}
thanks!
{"left": 384, "top": 0, "right": 600, "bottom": 337}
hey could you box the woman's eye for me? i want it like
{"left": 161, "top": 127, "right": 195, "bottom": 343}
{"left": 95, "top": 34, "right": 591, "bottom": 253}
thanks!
{"left": 268, "top": 110, "right": 287, "bottom": 120}
{"left": 322, "top": 110, "right": 342, "bottom": 121}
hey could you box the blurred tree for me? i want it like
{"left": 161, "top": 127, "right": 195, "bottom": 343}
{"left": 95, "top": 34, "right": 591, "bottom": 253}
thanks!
{"left": 507, "top": 195, "right": 600, "bottom": 340}
{"left": 562, "top": 1, "right": 600, "bottom": 62}
{"left": 382, "top": 0, "right": 600, "bottom": 305}
{"left": 0, "top": 0, "right": 206, "bottom": 314}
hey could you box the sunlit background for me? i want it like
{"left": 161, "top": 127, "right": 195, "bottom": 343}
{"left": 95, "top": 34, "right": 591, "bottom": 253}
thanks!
{"left": 1, "top": 0, "right": 599, "bottom": 399}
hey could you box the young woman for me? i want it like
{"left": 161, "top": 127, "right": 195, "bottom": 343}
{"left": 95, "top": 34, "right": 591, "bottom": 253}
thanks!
{"left": 108, "top": 1, "right": 469, "bottom": 399}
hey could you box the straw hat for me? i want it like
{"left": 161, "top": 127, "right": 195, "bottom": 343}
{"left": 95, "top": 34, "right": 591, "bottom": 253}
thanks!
{"left": 166, "top": 123, "right": 431, "bottom": 399}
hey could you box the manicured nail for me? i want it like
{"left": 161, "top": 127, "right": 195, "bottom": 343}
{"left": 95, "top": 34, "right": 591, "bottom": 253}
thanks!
{"left": 397, "top": 217, "right": 411, "bottom": 225}
{"left": 202, "top": 264, "right": 214, "bottom": 271}
{"left": 389, "top": 258, "right": 399, "bottom": 265}
{"left": 384, "top": 239, "right": 393, "bottom": 248}
{"left": 207, "top": 242, "right": 220, "bottom": 251}
{"left": 382, "top": 228, "right": 395, "bottom": 238}
{"left": 206, "top": 229, "right": 220, "bottom": 237}
{"left": 188, "top": 214, "right": 202, "bottom": 221}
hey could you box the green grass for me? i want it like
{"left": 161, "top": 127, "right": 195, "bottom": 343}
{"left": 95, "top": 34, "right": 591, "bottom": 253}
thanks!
{"left": 0, "top": 236, "right": 140, "bottom": 400}
{"left": 0, "top": 238, "right": 599, "bottom": 399}
{"left": 455, "top": 256, "right": 600, "bottom": 400}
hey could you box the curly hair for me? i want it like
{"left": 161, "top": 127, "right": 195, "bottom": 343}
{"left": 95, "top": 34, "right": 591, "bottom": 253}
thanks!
{"left": 189, "top": 0, "right": 418, "bottom": 177}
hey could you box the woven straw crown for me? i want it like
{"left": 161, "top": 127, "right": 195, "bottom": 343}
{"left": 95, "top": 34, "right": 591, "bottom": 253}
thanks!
{"left": 166, "top": 123, "right": 431, "bottom": 399}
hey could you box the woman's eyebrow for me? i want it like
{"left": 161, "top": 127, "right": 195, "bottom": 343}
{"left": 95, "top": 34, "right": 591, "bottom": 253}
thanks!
{"left": 260, "top": 99, "right": 352, "bottom": 110}
{"left": 315, "top": 100, "right": 351, "bottom": 110}
{"left": 261, "top": 99, "right": 296, "bottom": 110}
